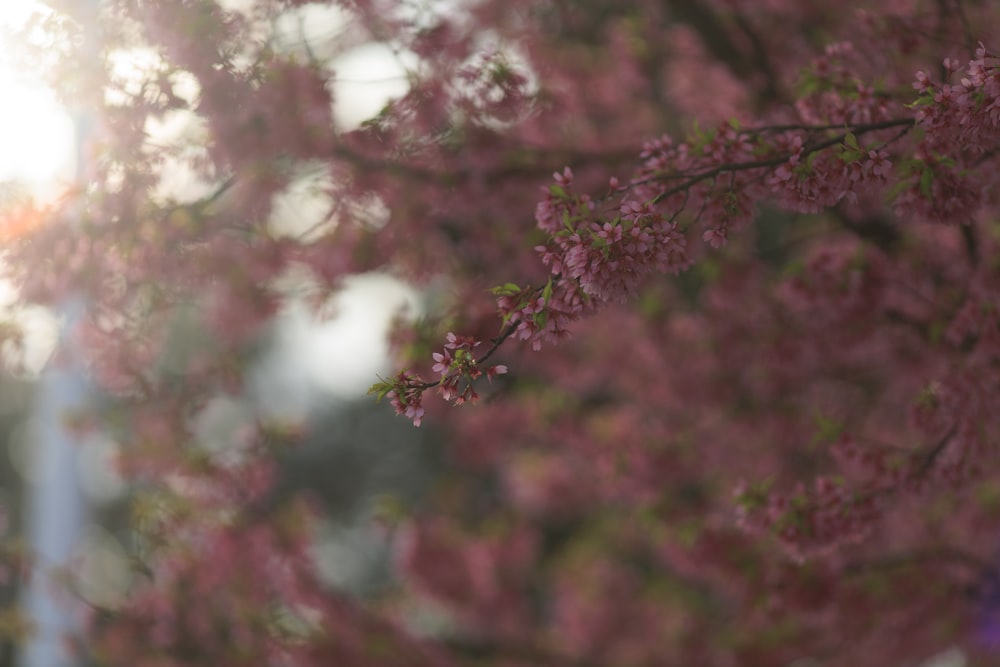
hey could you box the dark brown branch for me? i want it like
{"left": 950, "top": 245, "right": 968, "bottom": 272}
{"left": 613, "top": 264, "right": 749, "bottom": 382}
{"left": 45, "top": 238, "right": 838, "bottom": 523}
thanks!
{"left": 960, "top": 223, "right": 978, "bottom": 265}
{"left": 649, "top": 118, "right": 916, "bottom": 205}
{"left": 330, "top": 143, "right": 637, "bottom": 187}
{"left": 444, "top": 638, "right": 600, "bottom": 667}
{"left": 411, "top": 318, "right": 522, "bottom": 392}
{"left": 663, "top": 1, "right": 784, "bottom": 106}
{"left": 843, "top": 547, "right": 1000, "bottom": 589}
{"left": 832, "top": 208, "right": 901, "bottom": 252}
{"left": 731, "top": 11, "right": 784, "bottom": 105}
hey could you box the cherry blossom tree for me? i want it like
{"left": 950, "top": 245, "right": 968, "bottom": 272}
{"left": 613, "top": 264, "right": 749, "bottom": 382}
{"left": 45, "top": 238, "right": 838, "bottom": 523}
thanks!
{"left": 2, "top": 0, "right": 1000, "bottom": 665}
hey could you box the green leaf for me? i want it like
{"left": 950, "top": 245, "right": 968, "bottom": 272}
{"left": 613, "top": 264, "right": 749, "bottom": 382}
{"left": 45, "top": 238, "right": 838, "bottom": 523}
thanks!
{"left": 810, "top": 412, "right": 845, "bottom": 446}
{"left": 795, "top": 70, "right": 821, "bottom": 96}
{"left": 883, "top": 177, "right": 912, "bottom": 203}
{"left": 698, "top": 258, "right": 721, "bottom": 283}
{"left": 837, "top": 148, "right": 863, "bottom": 164}
{"left": 368, "top": 378, "right": 394, "bottom": 401}
{"left": 549, "top": 184, "right": 567, "bottom": 198}
{"left": 736, "top": 476, "right": 774, "bottom": 510}
{"left": 928, "top": 319, "right": 945, "bottom": 344}
{"left": 915, "top": 383, "right": 940, "bottom": 409}
{"left": 541, "top": 277, "right": 554, "bottom": 303}
{"left": 489, "top": 282, "right": 522, "bottom": 296}
{"left": 904, "top": 92, "right": 935, "bottom": 108}
{"left": 919, "top": 167, "right": 934, "bottom": 197}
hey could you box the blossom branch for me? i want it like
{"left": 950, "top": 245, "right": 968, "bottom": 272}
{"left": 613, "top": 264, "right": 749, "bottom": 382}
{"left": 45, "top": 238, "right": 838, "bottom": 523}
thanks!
{"left": 649, "top": 117, "right": 915, "bottom": 205}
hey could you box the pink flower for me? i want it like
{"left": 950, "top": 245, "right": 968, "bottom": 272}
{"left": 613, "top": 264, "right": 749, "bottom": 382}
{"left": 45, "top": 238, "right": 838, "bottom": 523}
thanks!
{"left": 432, "top": 350, "right": 452, "bottom": 375}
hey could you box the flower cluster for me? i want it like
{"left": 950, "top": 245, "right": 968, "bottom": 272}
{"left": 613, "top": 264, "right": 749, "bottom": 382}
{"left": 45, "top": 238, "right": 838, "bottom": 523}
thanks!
{"left": 432, "top": 331, "right": 507, "bottom": 405}
{"left": 535, "top": 172, "right": 690, "bottom": 303}
{"left": 454, "top": 52, "right": 532, "bottom": 124}
{"left": 370, "top": 333, "right": 508, "bottom": 426}
{"left": 767, "top": 134, "right": 893, "bottom": 213}
{"left": 373, "top": 371, "right": 427, "bottom": 427}
{"left": 889, "top": 45, "right": 1000, "bottom": 224}
{"left": 494, "top": 280, "right": 586, "bottom": 350}
{"left": 914, "top": 44, "right": 1000, "bottom": 155}
{"left": 794, "top": 41, "right": 896, "bottom": 125}
{"left": 533, "top": 167, "right": 591, "bottom": 236}
{"left": 735, "top": 475, "right": 883, "bottom": 562}
{"left": 891, "top": 150, "right": 983, "bottom": 225}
